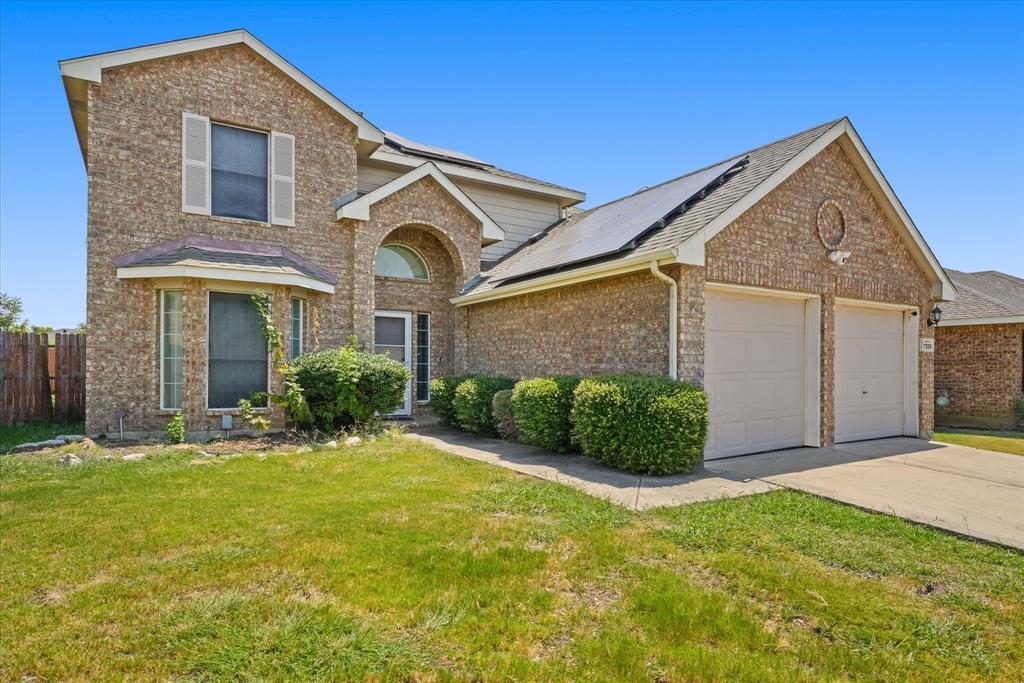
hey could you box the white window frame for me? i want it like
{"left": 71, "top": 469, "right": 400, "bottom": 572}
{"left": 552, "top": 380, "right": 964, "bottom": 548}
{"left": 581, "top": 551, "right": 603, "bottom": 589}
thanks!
{"left": 290, "top": 297, "right": 305, "bottom": 359}
{"left": 160, "top": 289, "right": 184, "bottom": 411}
{"left": 206, "top": 288, "right": 272, "bottom": 412}
{"left": 374, "top": 244, "right": 431, "bottom": 281}
{"left": 416, "top": 312, "right": 431, "bottom": 403}
{"left": 210, "top": 120, "right": 271, "bottom": 224}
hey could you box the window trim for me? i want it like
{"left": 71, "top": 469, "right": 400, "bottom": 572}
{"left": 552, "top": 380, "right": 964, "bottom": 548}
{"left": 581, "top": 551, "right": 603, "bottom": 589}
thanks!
{"left": 374, "top": 243, "right": 431, "bottom": 281}
{"left": 160, "top": 289, "right": 184, "bottom": 411}
{"left": 205, "top": 288, "right": 272, "bottom": 412}
{"left": 290, "top": 296, "right": 305, "bottom": 360}
{"left": 210, "top": 120, "right": 271, "bottom": 224}
{"left": 416, "top": 312, "right": 431, "bottom": 403}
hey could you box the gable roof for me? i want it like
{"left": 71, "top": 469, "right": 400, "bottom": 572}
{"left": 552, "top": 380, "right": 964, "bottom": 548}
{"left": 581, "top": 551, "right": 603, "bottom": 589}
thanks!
{"left": 939, "top": 270, "right": 1024, "bottom": 325}
{"left": 334, "top": 162, "right": 505, "bottom": 244}
{"left": 59, "top": 29, "right": 385, "bottom": 160}
{"left": 454, "top": 118, "right": 955, "bottom": 305}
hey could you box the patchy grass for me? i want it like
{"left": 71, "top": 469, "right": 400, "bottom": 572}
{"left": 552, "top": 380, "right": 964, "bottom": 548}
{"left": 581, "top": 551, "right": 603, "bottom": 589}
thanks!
{"left": 0, "top": 421, "right": 84, "bottom": 452}
{"left": 2, "top": 437, "right": 1022, "bottom": 681}
{"left": 934, "top": 428, "right": 1024, "bottom": 456}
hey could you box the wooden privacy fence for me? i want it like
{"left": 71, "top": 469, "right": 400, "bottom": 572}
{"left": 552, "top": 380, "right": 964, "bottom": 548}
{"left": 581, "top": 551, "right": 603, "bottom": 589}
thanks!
{"left": 0, "top": 332, "right": 86, "bottom": 425}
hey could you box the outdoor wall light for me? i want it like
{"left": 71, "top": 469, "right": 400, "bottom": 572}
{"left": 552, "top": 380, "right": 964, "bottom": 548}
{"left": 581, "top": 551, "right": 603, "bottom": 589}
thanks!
{"left": 927, "top": 305, "right": 943, "bottom": 327}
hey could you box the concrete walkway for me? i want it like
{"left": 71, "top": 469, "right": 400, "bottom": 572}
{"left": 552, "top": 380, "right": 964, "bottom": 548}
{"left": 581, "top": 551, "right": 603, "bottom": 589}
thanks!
{"left": 409, "top": 430, "right": 1024, "bottom": 549}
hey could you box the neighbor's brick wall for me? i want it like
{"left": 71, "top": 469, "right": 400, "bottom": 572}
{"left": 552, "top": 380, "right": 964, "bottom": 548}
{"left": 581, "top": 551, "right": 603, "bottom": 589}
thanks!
{"left": 84, "top": 44, "right": 481, "bottom": 434}
{"left": 465, "top": 140, "right": 937, "bottom": 446}
{"left": 935, "top": 323, "right": 1023, "bottom": 427}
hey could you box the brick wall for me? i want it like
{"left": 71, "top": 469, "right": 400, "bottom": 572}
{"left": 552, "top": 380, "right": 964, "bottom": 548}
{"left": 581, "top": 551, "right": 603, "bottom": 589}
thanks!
{"left": 464, "top": 141, "right": 938, "bottom": 447}
{"left": 84, "top": 45, "right": 482, "bottom": 434}
{"left": 935, "top": 323, "right": 1023, "bottom": 428}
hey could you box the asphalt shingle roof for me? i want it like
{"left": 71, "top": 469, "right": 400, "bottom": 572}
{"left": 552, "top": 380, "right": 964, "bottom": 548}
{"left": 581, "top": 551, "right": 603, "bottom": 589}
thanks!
{"left": 942, "top": 270, "right": 1024, "bottom": 320}
{"left": 466, "top": 119, "right": 842, "bottom": 295}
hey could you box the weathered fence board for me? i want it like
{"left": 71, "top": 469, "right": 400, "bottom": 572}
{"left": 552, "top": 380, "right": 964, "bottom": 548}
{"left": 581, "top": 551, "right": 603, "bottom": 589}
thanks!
{"left": 0, "top": 331, "right": 85, "bottom": 425}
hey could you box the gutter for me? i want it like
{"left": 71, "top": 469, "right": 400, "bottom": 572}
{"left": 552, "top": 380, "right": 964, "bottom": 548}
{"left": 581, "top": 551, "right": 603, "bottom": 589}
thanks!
{"left": 649, "top": 260, "right": 678, "bottom": 380}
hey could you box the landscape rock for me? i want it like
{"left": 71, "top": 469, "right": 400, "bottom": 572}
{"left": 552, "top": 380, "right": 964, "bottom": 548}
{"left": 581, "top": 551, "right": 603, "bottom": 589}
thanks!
{"left": 11, "top": 438, "right": 66, "bottom": 453}
{"left": 323, "top": 440, "right": 339, "bottom": 449}
{"left": 344, "top": 436, "right": 362, "bottom": 448}
{"left": 54, "top": 434, "right": 85, "bottom": 444}
{"left": 58, "top": 453, "right": 83, "bottom": 466}
{"left": 196, "top": 451, "right": 216, "bottom": 458}
{"left": 97, "top": 455, "right": 115, "bottom": 461}
{"left": 296, "top": 445, "right": 313, "bottom": 454}
{"left": 122, "top": 453, "right": 146, "bottom": 462}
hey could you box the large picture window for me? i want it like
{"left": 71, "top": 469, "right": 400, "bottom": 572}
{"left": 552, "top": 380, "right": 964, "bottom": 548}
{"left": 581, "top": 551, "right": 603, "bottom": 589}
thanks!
{"left": 211, "top": 123, "right": 268, "bottom": 222}
{"left": 161, "top": 290, "right": 183, "bottom": 410}
{"left": 208, "top": 292, "right": 269, "bottom": 409}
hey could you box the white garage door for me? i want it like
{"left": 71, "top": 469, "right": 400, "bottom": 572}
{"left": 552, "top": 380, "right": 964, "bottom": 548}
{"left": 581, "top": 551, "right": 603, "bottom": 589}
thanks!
{"left": 835, "top": 306, "right": 905, "bottom": 443}
{"left": 705, "top": 290, "right": 807, "bottom": 460}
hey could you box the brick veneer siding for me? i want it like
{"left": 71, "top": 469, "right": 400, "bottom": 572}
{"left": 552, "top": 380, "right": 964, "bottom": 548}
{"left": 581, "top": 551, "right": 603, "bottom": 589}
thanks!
{"left": 935, "top": 323, "right": 1023, "bottom": 428}
{"left": 464, "top": 141, "right": 938, "bottom": 447}
{"left": 83, "top": 45, "right": 482, "bottom": 435}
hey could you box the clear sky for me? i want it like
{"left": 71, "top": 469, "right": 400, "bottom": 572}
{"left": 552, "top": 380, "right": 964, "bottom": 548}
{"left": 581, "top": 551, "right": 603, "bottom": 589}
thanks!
{"left": 1, "top": 0, "right": 1022, "bottom": 327}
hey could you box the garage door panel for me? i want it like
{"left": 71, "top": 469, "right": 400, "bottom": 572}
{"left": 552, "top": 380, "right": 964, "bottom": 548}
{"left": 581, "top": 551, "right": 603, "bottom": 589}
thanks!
{"left": 835, "top": 306, "right": 905, "bottom": 443}
{"left": 705, "top": 290, "right": 808, "bottom": 460}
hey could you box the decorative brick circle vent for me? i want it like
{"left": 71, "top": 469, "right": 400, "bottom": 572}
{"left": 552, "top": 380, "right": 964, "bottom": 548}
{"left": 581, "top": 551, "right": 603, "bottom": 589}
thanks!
{"left": 816, "top": 199, "right": 846, "bottom": 249}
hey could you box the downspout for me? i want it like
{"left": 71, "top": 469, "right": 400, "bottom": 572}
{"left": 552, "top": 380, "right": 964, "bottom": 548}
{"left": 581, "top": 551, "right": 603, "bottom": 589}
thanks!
{"left": 649, "top": 261, "right": 678, "bottom": 380}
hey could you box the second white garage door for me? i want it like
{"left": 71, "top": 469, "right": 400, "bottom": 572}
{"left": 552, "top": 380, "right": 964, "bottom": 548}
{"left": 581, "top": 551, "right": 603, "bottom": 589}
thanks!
{"left": 835, "top": 305, "right": 905, "bottom": 443}
{"left": 705, "top": 290, "right": 808, "bottom": 460}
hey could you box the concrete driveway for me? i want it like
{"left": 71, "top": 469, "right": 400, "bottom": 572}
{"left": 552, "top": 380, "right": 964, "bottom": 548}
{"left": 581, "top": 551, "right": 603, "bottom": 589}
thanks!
{"left": 708, "top": 438, "right": 1024, "bottom": 549}
{"left": 411, "top": 431, "right": 1024, "bottom": 549}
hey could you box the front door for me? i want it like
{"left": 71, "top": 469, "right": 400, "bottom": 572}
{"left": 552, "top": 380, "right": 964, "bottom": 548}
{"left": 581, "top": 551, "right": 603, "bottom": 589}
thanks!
{"left": 374, "top": 310, "right": 412, "bottom": 415}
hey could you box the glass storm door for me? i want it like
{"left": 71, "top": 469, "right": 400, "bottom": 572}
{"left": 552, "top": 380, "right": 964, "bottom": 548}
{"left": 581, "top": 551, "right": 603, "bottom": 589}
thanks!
{"left": 374, "top": 310, "right": 412, "bottom": 415}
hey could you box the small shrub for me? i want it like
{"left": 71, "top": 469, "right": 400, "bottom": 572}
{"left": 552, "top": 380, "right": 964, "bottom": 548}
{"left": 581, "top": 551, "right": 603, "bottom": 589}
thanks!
{"left": 572, "top": 373, "right": 708, "bottom": 475}
{"left": 430, "top": 374, "right": 471, "bottom": 427}
{"left": 291, "top": 345, "right": 410, "bottom": 432}
{"left": 1014, "top": 392, "right": 1024, "bottom": 431}
{"left": 454, "top": 375, "right": 515, "bottom": 436}
{"left": 164, "top": 412, "right": 185, "bottom": 444}
{"left": 512, "top": 376, "right": 580, "bottom": 453}
{"left": 492, "top": 389, "right": 518, "bottom": 441}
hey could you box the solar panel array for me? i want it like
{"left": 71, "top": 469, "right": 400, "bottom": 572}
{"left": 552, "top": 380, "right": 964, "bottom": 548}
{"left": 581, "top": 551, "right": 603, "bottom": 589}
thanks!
{"left": 383, "top": 131, "right": 491, "bottom": 168}
{"left": 490, "top": 155, "right": 746, "bottom": 282}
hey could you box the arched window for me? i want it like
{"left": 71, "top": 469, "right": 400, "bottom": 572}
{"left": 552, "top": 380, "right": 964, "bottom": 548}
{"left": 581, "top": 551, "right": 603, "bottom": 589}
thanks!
{"left": 375, "top": 244, "right": 429, "bottom": 279}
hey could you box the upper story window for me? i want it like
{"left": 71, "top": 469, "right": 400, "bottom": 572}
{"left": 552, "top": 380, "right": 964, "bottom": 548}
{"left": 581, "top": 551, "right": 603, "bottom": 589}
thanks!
{"left": 375, "top": 245, "right": 428, "bottom": 279}
{"left": 181, "top": 113, "right": 295, "bottom": 227}
{"left": 211, "top": 123, "right": 268, "bottom": 222}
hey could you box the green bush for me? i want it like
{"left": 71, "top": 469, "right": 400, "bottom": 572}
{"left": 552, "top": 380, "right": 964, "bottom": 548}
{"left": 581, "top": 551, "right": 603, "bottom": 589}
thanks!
{"left": 512, "top": 376, "right": 580, "bottom": 453}
{"left": 164, "top": 412, "right": 185, "bottom": 444}
{"left": 492, "top": 389, "right": 518, "bottom": 441}
{"left": 572, "top": 373, "right": 707, "bottom": 475}
{"left": 454, "top": 375, "right": 515, "bottom": 436}
{"left": 291, "top": 345, "right": 410, "bottom": 431}
{"left": 430, "top": 374, "right": 471, "bottom": 427}
{"left": 1014, "top": 392, "right": 1024, "bottom": 431}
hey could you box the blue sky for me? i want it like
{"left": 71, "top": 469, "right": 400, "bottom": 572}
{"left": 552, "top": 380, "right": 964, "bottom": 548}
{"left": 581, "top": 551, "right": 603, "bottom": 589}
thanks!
{"left": 1, "top": 1, "right": 1022, "bottom": 327}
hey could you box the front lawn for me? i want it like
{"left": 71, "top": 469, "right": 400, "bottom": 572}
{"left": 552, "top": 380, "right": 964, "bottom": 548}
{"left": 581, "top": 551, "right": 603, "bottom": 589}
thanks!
{"left": 2, "top": 437, "right": 1022, "bottom": 681}
{"left": 0, "top": 421, "right": 84, "bottom": 452}
{"left": 934, "top": 428, "right": 1024, "bottom": 456}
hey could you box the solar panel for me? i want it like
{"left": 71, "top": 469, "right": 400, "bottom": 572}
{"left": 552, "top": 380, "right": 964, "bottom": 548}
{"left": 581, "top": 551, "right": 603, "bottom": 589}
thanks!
{"left": 490, "top": 155, "right": 747, "bottom": 283}
{"left": 384, "top": 131, "right": 491, "bottom": 168}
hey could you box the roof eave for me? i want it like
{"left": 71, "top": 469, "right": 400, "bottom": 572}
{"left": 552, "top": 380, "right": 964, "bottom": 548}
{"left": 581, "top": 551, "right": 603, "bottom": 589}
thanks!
{"left": 937, "top": 314, "right": 1024, "bottom": 327}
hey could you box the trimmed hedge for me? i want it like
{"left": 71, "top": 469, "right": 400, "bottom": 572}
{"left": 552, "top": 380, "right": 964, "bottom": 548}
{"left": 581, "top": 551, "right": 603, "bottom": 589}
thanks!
{"left": 453, "top": 375, "right": 515, "bottom": 436}
{"left": 511, "top": 376, "right": 580, "bottom": 453}
{"left": 572, "top": 373, "right": 707, "bottom": 475}
{"left": 492, "top": 389, "right": 518, "bottom": 441}
{"left": 429, "top": 374, "right": 471, "bottom": 427}
{"left": 291, "top": 346, "right": 410, "bottom": 431}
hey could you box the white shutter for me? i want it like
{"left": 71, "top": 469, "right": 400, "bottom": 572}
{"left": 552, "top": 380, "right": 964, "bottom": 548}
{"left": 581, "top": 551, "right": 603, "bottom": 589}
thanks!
{"left": 181, "top": 112, "right": 211, "bottom": 214}
{"left": 270, "top": 131, "right": 296, "bottom": 227}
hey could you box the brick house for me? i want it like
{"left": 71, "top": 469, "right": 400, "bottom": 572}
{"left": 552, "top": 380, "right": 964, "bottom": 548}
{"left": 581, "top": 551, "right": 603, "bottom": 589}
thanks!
{"left": 934, "top": 270, "right": 1023, "bottom": 429}
{"left": 61, "top": 30, "right": 955, "bottom": 459}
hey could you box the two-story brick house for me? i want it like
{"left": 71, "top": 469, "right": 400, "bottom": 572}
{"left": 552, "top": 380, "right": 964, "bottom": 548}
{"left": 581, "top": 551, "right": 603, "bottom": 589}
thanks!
{"left": 61, "top": 30, "right": 954, "bottom": 459}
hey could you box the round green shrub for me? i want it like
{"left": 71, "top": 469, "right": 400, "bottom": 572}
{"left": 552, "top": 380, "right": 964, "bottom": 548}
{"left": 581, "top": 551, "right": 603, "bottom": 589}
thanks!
{"left": 430, "top": 374, "right": 471, "bottom": 427}
{"left": 453, "top": 375, "right": 514, "bottom": 436}
{"left": 491, "top": 389, "right": 518, "bottom": 441}
{"left": 511, "top": 376, "right": 580, "bottom": 452}
{"left": 291, "top": 346, "right": 410, "bottom": 431}
{"left": 571, "top": 373, "right": 708, "bottom": 475}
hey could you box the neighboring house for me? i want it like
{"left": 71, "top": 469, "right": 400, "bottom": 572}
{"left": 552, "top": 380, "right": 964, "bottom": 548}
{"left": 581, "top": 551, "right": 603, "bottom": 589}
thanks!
{"left": 61, "top": 30, "right": 955, "bottom": 459}
{"left": 934, "top": 270, "right": 1023, "bottom": 429}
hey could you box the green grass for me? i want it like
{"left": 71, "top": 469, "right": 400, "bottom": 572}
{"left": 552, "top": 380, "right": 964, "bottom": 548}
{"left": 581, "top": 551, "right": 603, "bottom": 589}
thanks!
{"left": 2, "top": 437, "right": 1022, "bottom": 681}
{"left": 0, "top": 420, "right": 84, "bottom": 452}
{"left": 934, "top": 428, "right": 1024, "bottom": 456}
